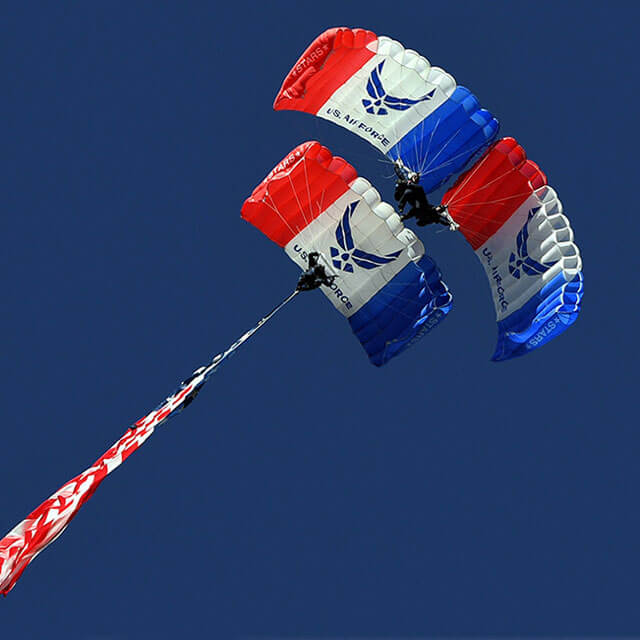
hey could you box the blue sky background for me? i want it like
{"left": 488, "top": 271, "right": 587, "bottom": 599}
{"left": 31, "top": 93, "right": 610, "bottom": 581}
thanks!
{"left": 2, "top": 2, "right": 638, "bottom": 637}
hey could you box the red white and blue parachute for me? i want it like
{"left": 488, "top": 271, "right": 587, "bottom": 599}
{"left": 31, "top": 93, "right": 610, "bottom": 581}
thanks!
{"left": 274, "top": 27, "right": 499, "bottom": 192}
{"left": 242, "top": 141, "right": 452, "bottom": 365}
{"left": 442, "top": 138, "right": 583, "bottom": 360}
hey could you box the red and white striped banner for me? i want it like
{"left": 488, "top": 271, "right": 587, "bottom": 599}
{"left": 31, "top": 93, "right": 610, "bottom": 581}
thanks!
{"left": 0, "top": 291, "right": 297, "bottom": 596}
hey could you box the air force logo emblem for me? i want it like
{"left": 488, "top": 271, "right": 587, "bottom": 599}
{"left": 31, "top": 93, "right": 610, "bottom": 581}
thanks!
{"left": 509, "top": 207, "right": 557, "bottom": 279}
{"left": 362, "top": 61, "right": 436, "bottom": 116}
{"left": 330, "top": 201, "right": 402, "bottom": 273}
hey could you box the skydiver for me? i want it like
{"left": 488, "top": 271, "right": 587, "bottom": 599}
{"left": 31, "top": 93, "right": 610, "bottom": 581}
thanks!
{"left": 296, "top": 252, "right": 336, "bottom": 291}
{"left": 394, "top": 170, "right": 448, "bottom": 227}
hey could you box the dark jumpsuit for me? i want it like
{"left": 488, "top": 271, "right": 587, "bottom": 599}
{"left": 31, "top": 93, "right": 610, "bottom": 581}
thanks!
{"left": 395, "top": 180, "right": 444, "bottom": 226}
{"left": 296, "top": 252, "right": 335, "bottom": 291}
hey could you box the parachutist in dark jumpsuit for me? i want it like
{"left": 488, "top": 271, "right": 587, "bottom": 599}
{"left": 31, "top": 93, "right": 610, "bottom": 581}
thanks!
{"left": 395, "top": 173, "right": 447, "bottom": 227}
{"left": 296, "top": 252, "right": 336, "bottom": 291}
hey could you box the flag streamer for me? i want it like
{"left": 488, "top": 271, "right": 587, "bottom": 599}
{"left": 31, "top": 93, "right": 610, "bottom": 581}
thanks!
{"left": 0, "top": 290, "right": 299, "bottom": 595}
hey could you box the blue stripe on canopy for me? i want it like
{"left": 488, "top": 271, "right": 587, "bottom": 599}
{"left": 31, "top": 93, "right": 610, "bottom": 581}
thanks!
{"left": 388, "top": 86, "right": 499, "bottom": 193}
{"left": 493, "top": 271, "right": 583, "bottom": 361}
{"left": 349, "top": 255, "right": 452, "bottom": 366}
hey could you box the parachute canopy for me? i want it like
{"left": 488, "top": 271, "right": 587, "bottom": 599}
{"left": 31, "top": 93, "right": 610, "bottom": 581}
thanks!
{"left": 242, "top": 141, "right": 452, "bottom": 365}
{"left": 443, "top": 137, "right": 583, "bottom": 360}
{"left": 274, "top": 27, "right": 499, "bottom": 192}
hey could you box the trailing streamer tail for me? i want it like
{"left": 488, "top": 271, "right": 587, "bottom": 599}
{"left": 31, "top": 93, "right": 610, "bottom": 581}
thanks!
{"left": 0, "top": 290, "right": 299, "bottom": 596}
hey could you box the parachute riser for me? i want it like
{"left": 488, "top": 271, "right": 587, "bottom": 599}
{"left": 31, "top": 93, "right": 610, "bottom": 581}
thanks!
{"left": 439, "top": 206, "right": 460, "bottom": 232}
{"left": 393, "top": 157, "right": 413, "bottom": 182}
